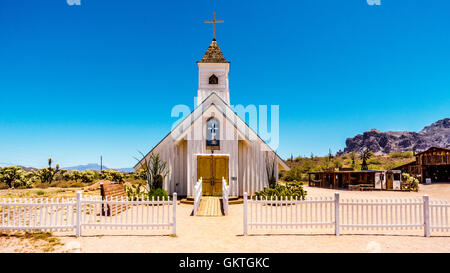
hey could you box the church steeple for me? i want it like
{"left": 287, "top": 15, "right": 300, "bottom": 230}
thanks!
{"left": 199, "top": 39, "right": 228, "bottom": 63}
{"left": 196, "top": 12, "right": 230, "bottom": 106}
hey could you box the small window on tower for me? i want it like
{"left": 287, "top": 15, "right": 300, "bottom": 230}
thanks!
{"left": 209, "top": 74, "right": 218, "bottom": 84}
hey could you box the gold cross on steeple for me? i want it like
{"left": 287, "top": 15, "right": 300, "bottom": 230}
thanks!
{"left": 204, "top": 11, "right": 224, "bottom": 40}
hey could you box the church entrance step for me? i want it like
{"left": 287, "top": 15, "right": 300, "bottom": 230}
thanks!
{"left": 196, "top": 196, "right": 223, "bottom": 217}
{"left": 181, "top": 196, "right": 243, "bottom": 205}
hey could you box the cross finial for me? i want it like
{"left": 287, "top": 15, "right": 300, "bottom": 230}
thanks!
{"left": 204, "top": 11, "right": 224, "bottom": 40}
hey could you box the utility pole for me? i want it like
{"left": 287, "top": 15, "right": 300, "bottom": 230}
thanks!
{"left": 100, "top": 156, "right": 103, "bottom": 172}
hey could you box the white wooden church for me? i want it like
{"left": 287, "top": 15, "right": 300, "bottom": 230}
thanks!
{"left": 135, "top": 16, "right": 289, "bottom": 197}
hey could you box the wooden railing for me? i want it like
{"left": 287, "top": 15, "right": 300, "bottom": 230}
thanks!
{"left": 193, "top": 177, "right": 202, "bottom": 216}
{"left": 222, "top": 177, "right": 230, "bottom": 216}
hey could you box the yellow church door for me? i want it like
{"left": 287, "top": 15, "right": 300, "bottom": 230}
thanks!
{"left": 197, "top": 155, "right": 229, "bottom": 196}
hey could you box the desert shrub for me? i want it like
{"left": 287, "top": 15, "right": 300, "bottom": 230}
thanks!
{"left": 131, "top": 169, "right": 146, "bottom": 180}
{"left": 101, "top": 169, "right": 124, "bottom": 183}
{"left": 36, "top": 158, "right": 61, "bottom": 184}
{"left": 125, "top": 182, "right": 169, "bottom": 200}
{"left": 333, "top": 158, "right": 343, "bottom": 169}
{"left": 282, "top": 167, "right": 303, "bottom": 182}
{"left": 390, "top": 151, "right": 414, "bottom": 158}
{"left": 148, "top": 188, "right": 169, "bottom": 200}
{"left": 125, "top": 182, "right": 147, "bottom": 200}
{"left": 80, "top": 170, "right": 97, "bottom": 183}
{"left": 253, "top": 183, "right": 307, "bottom": 200}
{"left": 36, "top": 190, "right": 45, "bottom": 195}
{"left": 367, "top": 158, "right": 382, "bottom": 165}
{"left": 401, "top": 173, "right": 419, "bottom": 192}
{"left": 134, "top": 152, "right": 168, "bottom": 190}
{"left": 0, "top": 166, "right": 33, "bottom": 188}
{"left": 69, "top": 182, "right": 85, "bottom": 188}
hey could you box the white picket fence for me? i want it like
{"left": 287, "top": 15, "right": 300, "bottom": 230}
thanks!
{"left": 193, "top": 177, "right": 202, "bottom": 216}
{"left": 0, "top": 192, "right": 177, "bottom": 236}
{"left": 222, "top": 177, "right": 230, "bottom": 216}
{"left": 430, "top": 200, "right": 450, "bottom": 233}
{"left": 243, "top": 192, "right": 450, "bottom": 237}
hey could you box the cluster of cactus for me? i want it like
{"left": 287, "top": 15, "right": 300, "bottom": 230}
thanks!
{"left": 36, "top": 158, "right": 60, "bottom": 184}
{"left": 0, "top": 166, "right": 34, "bottom": 188}
{"left": 401, "top": 173, "right": 419, "bottom": 192}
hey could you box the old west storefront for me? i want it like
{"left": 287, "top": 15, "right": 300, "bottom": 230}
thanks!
{"left": 395, "top": 147, "right": 450, "bottom": 183}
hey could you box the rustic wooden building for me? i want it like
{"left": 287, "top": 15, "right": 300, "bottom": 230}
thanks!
{"left": 308, "top": 169, "right": 402, "bottom": 190}
{"left": 394, "top": 147, "right": 450, "bottom": 183}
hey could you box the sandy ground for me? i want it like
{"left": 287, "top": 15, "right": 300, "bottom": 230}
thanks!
{"left": 41, "top": 183, "right": 450, "bottom": 253}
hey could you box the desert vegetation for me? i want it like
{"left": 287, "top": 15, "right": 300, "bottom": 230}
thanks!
{"left": 282, "top": 150, "right": 416, "bottom": 183}
{"left": 0, "top": 157, "right": 146, "bottom": 197}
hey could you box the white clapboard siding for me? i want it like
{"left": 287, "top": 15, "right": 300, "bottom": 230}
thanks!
{"left": 134, "top": 93, "right": 288, "bottom": 198}
{"left": 0, "top": 192, "right": 177, "bottom": 236}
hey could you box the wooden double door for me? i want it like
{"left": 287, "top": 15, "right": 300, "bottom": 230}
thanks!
{"left": 197, "top": 155, "right": 229, "bottom": 196}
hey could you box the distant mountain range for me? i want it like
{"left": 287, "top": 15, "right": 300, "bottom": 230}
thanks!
{"left": 342, "top": 118, "right": 450, "bottom": 154}
{"left": 64, "top": 163, "right": 134, "bottom": 173}
{"left": 0, "top": 163, "right": 134, "bottom": 173}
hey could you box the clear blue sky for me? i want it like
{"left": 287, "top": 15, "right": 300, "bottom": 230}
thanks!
{"left": 1, "top": 0, "right": 449, "bottom": 168}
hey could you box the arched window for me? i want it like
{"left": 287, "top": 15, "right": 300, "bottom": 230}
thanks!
{"left": 206, "top": 118, "right": 220, "bottom": 149}
{"left": 209, "top": 74, "right": 218, "bottom": 84}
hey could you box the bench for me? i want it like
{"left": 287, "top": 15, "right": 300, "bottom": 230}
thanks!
{"left": 359, "top": 184, "right": 374, "bottom": 191}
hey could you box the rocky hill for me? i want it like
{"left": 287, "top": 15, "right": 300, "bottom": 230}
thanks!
{"left": 342, "top": 118, "right": 450, "bottom": 154}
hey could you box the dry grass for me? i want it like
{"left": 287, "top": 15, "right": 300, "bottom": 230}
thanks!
{"left": 287, "top": 154, "right": 415, "bottom": 170}
{"left": 0, "top": 232, "right": 64, "bottom": 252}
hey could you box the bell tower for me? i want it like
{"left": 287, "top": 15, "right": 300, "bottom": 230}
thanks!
{"left": 197, "top": 39, "right": 230, "bottom": 105}
{"left": 197, "top": 12, "right": 230, "bottom": 105}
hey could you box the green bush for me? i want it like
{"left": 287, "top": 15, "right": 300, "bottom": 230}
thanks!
{"left": 282, "top": 167, "right": 303, "bottom": 182}
{"left": 253, "top": 183, "right": 307, "bottom": 200}
{"left": 148, "top": 188, "right": 169, "bottom": 200}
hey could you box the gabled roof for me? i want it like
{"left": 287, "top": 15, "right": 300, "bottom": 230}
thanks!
{"left": 134, "top": 92, "right": 290, "bottom": 171}
{"left": 415, "top": 146, "right": 450, "bottom": 156}
{"left": 198, "top": 39, "right": 228, "bottom": 63}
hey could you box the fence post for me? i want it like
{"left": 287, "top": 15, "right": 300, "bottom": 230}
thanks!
{"left": 172, "top": 192, "right": 177, "bottom": 236}
{"left": 243, "top": 192, "right": 248, "bottom": 236}
{"left": 423, "top": 195, "right": 430, "bottom": 237}
{"left": 76, "top": 191, "right": 82, "bottom": 237}
{"left": 335, "top": 192, "right": 340, "bottom": 236}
